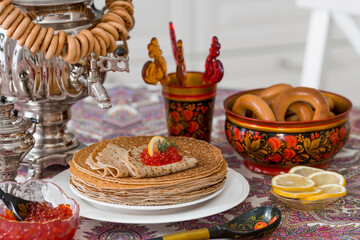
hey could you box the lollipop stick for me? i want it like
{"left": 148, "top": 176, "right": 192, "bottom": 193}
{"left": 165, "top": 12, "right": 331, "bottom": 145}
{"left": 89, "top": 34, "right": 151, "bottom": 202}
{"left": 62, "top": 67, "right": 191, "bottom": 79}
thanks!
{"left": 169, "top": 21, "right": 178, "bottom": 64}
{"left": 176, "top": 39, "right": 187, "bottom": 86}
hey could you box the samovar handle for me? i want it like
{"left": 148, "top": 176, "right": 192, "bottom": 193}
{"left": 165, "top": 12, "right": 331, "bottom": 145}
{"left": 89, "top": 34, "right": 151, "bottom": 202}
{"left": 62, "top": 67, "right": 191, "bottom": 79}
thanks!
{"left": 28, "top": 117, "right": 38, "bottom": 136}
{"left": 97, "top": 46, "right": 130, "bottom": 72}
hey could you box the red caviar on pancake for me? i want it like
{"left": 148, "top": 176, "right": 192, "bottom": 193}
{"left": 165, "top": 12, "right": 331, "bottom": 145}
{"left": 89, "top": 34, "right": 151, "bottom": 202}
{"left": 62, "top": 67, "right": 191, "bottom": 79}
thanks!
{"left": 141, "top": 138, "right": 183, "bottom": 166}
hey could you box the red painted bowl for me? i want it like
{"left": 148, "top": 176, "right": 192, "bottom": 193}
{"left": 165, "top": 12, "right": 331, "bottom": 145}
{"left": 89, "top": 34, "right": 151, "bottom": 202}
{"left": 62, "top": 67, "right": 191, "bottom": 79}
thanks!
{"left": 224, "top": 89, "right": 352, "bottom": 175}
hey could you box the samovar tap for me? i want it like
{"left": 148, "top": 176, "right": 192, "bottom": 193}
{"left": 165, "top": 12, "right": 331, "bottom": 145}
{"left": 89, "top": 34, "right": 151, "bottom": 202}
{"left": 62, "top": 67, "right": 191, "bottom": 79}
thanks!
{"left": 88, "top": 52, "right": 112, "bottom": 109}
{"left": 69, "top": 47, "right": 129, "bottom": 109}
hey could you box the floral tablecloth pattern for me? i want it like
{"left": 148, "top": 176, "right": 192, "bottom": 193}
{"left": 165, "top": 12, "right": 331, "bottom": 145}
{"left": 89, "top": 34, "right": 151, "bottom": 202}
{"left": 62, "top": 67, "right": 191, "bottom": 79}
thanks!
{"left": 57, "top": 86, "right": 360, "bottom": 239}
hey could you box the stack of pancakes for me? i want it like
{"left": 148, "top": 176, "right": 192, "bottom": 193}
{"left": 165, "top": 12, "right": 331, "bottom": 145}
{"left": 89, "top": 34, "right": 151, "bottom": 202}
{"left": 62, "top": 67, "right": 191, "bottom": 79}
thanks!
{"left": 68, "top": 136, "right": 228, "bottom": 206}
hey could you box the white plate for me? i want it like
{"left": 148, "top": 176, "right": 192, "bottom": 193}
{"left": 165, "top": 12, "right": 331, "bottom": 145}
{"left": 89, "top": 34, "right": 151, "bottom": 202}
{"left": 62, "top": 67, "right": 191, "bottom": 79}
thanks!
{"left": 69, "top": 180, "right": 225, "bottom": 211}
{"left": 50, "top": 168, "right": 250, "bottom": 224}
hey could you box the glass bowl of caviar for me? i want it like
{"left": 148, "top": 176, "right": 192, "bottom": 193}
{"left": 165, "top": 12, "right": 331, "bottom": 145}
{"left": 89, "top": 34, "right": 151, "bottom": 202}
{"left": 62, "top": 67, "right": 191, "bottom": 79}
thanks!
{"left": 0, "top": 178, "right": 80, "bottom": 240}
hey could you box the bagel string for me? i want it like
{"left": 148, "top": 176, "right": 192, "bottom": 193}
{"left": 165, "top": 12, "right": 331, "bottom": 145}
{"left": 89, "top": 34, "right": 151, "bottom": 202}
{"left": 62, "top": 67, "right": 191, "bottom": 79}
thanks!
{"left": 0, "top": 0, "right": 134, "bottom": 62}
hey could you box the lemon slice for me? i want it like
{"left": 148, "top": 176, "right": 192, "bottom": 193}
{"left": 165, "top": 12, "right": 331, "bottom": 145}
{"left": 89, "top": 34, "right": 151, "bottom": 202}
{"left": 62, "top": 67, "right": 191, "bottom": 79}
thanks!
{"left": 307, "top": 171, "right": 346, "bottom": 186}
{"left": 148, "top": 136, "right": 166, "bottom": 157}
{"left": 272, "top": 187, "right": 322, "bottom": 199}
{"left": 302, "top": 184, "right": 347, "bottom": 201}
{"left": 288, "top": 166, "right": 324, "bottom": 177}
{"left": 271, "top": 173, "right": 315, "bottom": 191}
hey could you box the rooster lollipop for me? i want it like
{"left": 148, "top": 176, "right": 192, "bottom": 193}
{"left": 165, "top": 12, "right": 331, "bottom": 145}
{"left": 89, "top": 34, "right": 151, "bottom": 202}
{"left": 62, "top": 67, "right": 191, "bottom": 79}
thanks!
{"left": 202, "top": 36, "right": 224, "bottom": 84}
{"left": 142, "top": 37, "right": 169, "bottom": 85}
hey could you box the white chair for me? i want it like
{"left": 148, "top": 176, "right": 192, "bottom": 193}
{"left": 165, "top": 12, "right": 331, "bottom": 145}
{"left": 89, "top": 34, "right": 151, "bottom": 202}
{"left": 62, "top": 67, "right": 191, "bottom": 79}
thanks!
{"left": 296, "top": 0, "right": 360, "bottom": 88}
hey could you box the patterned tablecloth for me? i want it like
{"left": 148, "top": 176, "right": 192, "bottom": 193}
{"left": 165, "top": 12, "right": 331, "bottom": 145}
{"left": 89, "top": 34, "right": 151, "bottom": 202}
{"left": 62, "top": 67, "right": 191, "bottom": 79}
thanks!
{"left": 51, "top": 86, "right": 360, "bottom": 239}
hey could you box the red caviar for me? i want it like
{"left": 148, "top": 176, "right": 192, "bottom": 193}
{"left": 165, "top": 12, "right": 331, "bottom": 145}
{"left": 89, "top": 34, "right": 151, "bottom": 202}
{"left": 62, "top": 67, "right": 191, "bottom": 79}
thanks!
{"left": 26, "top": 202, "right": 72, "bottom": 222}
{"left": 1, "top": 209, "right": 16, "bottom": 220}
{"left": 140, "top": 146, "right": 183, "bottom": 166}
{"left": 0, "top": 202, "right": 73, "bottom": 222}
{"left": 0, "top": 202, "right": 77, "bottom": 240}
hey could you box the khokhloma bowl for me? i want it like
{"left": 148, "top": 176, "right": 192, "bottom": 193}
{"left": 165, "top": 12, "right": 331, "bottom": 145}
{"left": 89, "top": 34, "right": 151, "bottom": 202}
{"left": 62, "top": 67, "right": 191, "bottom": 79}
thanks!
{"left": 224, "top": 88, "right": 352, "bottom": 175}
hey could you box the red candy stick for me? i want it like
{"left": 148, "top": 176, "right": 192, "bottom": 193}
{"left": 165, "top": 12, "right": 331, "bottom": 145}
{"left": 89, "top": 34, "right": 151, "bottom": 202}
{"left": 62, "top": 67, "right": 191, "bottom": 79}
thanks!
{"left": 169, "top": 21, "right": 177, "bottom": 64}
{"left": 202, "top": 36, "right": 224, "bottom": 83}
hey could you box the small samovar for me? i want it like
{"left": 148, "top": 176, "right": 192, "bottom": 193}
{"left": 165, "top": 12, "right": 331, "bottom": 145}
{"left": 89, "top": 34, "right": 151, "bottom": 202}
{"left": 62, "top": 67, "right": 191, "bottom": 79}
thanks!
{"left": 0, "top": 0, "right": 132, "bottom": 178}
{"left": 0, "top": 96, "right": 35, "bottom": 181}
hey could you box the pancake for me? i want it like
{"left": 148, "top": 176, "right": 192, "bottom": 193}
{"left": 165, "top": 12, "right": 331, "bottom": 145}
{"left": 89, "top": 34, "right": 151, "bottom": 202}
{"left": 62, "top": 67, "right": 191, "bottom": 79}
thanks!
{"left": 70, "top": 177, "right": 225, "bottom": 206}
{"left": 69, "top": 159, "right": 227, "bottom": 206}
{"left": 86, "top": 141, "right": 130, "bottom": 177}
{"left": 73, "top": 136, "right": 224, "bottom": 184}
{"left": 69, "top": 136, "right": 228, "bottom": 206}
{"left": 69, "top": 159, "right": 227, "bottom": 190}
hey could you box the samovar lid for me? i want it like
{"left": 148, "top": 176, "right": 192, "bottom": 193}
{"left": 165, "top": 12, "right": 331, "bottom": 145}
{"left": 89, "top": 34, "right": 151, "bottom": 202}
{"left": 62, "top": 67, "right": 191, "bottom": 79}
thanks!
{"left": 11, "top": 0, "right": 98, "bottom": 30}
{"left": 12, "top": 0, "right": 88, "bottom": 6}
{"left": 0, "top": 96, "right": 33, "bottom": 134}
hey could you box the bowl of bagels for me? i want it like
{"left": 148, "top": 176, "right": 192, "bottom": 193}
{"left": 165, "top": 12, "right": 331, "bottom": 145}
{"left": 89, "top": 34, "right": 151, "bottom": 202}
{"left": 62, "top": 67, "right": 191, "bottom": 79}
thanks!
{"left": 224, "top": 84, "right": 352, "bottom": 175}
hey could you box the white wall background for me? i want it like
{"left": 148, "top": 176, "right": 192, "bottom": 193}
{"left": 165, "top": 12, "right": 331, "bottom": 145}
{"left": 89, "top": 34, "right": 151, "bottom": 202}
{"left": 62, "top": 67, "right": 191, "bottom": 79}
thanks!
{"left": 96, "top": 0, "right": 360, "bottom": 106}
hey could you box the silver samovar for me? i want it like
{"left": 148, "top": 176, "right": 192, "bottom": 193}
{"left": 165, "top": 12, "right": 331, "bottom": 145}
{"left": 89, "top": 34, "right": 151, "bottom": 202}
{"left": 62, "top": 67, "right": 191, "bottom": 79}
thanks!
{"left": 0, "top": 0, "right": 131, "bottom": 178}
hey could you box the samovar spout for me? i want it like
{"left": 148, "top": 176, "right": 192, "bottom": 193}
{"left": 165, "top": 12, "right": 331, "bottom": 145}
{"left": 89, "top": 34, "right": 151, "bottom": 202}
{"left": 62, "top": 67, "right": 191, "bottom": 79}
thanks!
{"left": 70, "top": 52, "right": 112, "bottom": 109}
{"left": 70, "top": 50, "right": 129, "bottom": 109}
{"left": 87, "top": 52, "right": 112, "bottom": 109}
{"left": 90, "top": 81, "right": 112, "bottom": 109}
